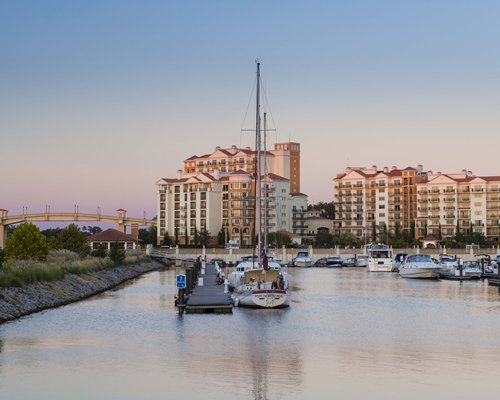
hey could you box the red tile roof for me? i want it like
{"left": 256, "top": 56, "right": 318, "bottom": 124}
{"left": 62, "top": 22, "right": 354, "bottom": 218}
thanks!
{"left": 87, "top": 228, "right": 137, "bottom": 242}
{"left": 266, "top": 173, "right": 289, "bottom": 181}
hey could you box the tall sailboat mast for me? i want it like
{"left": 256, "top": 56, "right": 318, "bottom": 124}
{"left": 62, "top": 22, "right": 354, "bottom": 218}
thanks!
{"left": 255, "top": 60, "right": 262, "bottom": 265}
{"left": 263, "top": 112, "right": 268, "bottom": 252}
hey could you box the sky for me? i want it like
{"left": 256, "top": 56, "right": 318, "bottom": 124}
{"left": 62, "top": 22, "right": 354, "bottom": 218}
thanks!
{"left": 1, "top": 0, "right": 500, "bottom": 221}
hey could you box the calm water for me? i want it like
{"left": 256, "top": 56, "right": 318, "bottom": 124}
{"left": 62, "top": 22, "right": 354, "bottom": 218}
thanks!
{"left": 2, "top": 268, "right": 500, "bottom": 400}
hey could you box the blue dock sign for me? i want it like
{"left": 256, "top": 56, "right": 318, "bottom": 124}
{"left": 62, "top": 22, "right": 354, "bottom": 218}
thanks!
{"left": 176, "top": 274, "right": 186, "bottom": 289}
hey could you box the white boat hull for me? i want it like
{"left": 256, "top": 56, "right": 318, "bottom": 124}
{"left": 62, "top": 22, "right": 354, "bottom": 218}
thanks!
{"left": 294, "top": 260, "right": 312, "bottom": 268}
{"left": 367, "top": 261, "right": 393, "bottom": 272}
{"left": 235, "top": 289, "right": 290, "bottom": 308}
{"left": 399, "top": 267, "right": 440, "bottom": 279}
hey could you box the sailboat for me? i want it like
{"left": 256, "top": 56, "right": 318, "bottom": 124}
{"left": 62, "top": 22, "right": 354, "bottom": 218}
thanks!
{"left": 232, "top": 61, "right": 290, "bottom": 308}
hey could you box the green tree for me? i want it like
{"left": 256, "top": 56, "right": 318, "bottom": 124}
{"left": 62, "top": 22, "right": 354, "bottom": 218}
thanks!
{"left": 438, "top": 223, "right": 442, "bottom": 240}
{"left": 380, "top": 223, "right": 388, "bottom": 243}
{"left": 160, "top": 231, "right": 173, "bottom": 247}
{"left": 184, "top": 227, "right": 188, "bottom": 246}
{"left": 371, "top": 222, "right": 377, "bottom": 242}
{"left": 0, "top": 247, "right": 4, "bottom": 268}
{"left": 410, "top": 221, "right": 416, "bottom": 239}
{"left": 200, "top": 225, "right": 210, "bottom": 247}
{"left": 315, "top": 231, "right": 334, "bottom": 247}
{"left": 56, "top": 224, "right": 90, "bottom": 256}
{"left": 109, "top": 243, "right": 125, "bottom": 265}
{"left": 394, "top": 222, "right": 400, "bottom": 237}
{"left": 91, "top": 243, "right": 108, "bottom": 258}
{"left": 268, "top": 232, "right": 292, "bottom": 247}
{"left": 308, "top": 201, "right": 335, "bottom": 219}
{"left": 82, "top": 226, "right": 103, "bottom": 235}
{"left": 194, "top": 226, "right": 199, "bottom": 246}
{"left": 174, "top": 227, "right": 179, "bottom": 246}
{"left": 139, "top": 226, "right": 157, "bottom": 245}
{"left": 217, "top": 227, "right": 225, "bottom": 246}
{"left": 338, "top": 232, "right": 357, "bottom": 247}
{"left": 4, "top": 222, "right": 49, "bottom": 261}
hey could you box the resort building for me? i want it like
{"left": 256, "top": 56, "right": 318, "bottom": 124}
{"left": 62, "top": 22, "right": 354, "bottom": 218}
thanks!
{"left": 306, "top": 208, "right": 335, "bottom": 236}
{"left": 334, "top": 165, "right": 426, "bottom": 240}
{"left": 415, "top": 170, "right": 500, "bottom": 241}
{"left": 334, "top": 166, "right": 500, "bottom": 242}
{"left": 156, "top": 142, "right": 307, "bottom": 245}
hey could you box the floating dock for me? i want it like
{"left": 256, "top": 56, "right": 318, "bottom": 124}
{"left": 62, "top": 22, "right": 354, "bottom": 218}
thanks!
{"left": 488, "top": 278, "right": 500, "bottom": 287}
{"left": 185, "top": 263, "right": 233, "bottom": 314}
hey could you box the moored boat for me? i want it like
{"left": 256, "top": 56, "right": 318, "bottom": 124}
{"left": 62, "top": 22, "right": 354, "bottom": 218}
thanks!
{"left": 292, "top": 251, "right": 313, "bottom": 268}
{"left": 366, "top": 243, "right": 394, "bottom": 272}
{"left": 399, "top": 254, "right": 440, "bottom": 279}
{"left": 231, "top": 61, "right": 290, "bottom": 308}
{"left": 233, "top": 268, "right": 289, "bottom": 308}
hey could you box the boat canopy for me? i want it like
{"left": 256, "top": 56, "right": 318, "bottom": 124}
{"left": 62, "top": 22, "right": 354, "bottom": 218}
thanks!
{"left": 244, "top": 269, "right": 279, "bottom": 284}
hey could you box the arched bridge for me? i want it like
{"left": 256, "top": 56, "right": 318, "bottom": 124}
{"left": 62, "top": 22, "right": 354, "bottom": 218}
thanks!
{"left": 0, "top": 208, "right": 156, "bottom": 248}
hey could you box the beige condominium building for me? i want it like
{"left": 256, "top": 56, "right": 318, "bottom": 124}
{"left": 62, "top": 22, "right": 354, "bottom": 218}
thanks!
{"left": 335, "top": 165, "right": 500, "bottom": 242}
{"left": 415, "top": 170, "right": 500, "bottom": 241}
{"left": 334, "top": 165, "right": 426, "bottom": 240}
{"left": 156, "top": 142, "right": 307, "bottom": 245}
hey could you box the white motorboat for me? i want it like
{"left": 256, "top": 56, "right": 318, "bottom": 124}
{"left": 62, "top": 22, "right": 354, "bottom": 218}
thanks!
{"left": 366, "top": 243, "right": 394, "bottom": 272}
{"left": 463, "top": 261, "right": 482, "bottom": 279}
{"left": 399, "top": 254, "right": 440, "bottom": 279}
{"left": 355, "top": 255, "right": 368, "bottom": 267}
{"left": 438, "top": 255, "right": 459, "bottom": 278}
{"left": 292, "top": 251, "right": 313, "bottom": 267}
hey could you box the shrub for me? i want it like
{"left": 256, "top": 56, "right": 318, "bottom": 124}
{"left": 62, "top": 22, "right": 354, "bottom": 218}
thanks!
{"left": 4, "top": 223, "right": 49, "bottom": 261}
{"left": 91, "top": 243, "right": 108, "bottom": 258}
{"left": 46, "top": 249, "right": 81, "bottom": 264}
{"left": 55, "top": 224, "right": 90, "bottom": 257}
{"left": 109, "top": 243, "right": 126, "bottom": 265}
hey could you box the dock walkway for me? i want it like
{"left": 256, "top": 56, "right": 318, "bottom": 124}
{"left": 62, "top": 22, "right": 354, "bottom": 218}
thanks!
{"left": 185, "top": 263, "right": 233, "bottom": 313}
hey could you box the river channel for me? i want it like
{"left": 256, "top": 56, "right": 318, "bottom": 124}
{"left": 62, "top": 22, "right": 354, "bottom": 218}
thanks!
{"left": 1, "top": 267, "right": 500, "bottom": 399}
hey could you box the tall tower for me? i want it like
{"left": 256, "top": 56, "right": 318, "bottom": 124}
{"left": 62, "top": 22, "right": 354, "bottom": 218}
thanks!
{"left": 273, "top": 142, "right": 301, "bottom": 193}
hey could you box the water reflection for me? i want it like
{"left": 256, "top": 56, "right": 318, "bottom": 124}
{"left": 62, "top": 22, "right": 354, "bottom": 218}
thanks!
{"left": 239, "top": 309, "right": 302, "bottom": 400}
{"left": 1, "top": 268, "right": 500, "bottom": 399}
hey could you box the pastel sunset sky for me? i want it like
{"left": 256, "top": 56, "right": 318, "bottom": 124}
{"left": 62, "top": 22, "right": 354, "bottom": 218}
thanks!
{"left": 1, "top": 0, "right": 500, "bottom": 221}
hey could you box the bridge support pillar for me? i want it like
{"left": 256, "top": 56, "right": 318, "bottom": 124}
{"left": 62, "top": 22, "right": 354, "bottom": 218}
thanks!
{"left": 131, "top": 224, "right": 139, "bottom": 240}
{"left": 0, "top": 209, "right": 7, "bottom": 249}
{"left": 0, "top": 225, "right": 5, "bottom": 249}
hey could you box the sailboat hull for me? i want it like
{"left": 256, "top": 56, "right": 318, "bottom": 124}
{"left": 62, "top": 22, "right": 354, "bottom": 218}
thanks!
{"left": 236, "top": 289, "right": 290, "bottom": 308}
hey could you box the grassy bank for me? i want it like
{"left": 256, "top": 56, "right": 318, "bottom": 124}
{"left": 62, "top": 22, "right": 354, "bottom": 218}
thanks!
{"left": 0, "top": 250, "right": 149, "bottom": 288}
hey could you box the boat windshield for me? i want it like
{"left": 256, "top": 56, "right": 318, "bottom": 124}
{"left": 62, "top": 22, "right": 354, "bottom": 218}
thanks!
{"left": 369, "top": 250, "right": 391, "bottom": 258}
{"left": 406, "top": 254, "right": 433, "bottom": 263}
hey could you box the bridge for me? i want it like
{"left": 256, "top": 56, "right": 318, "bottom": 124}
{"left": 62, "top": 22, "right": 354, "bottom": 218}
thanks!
{"left": 0, "top": 208, "right": 156, "bottom": 248}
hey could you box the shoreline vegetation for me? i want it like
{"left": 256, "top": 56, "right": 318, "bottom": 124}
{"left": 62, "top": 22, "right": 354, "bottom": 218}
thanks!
{"left": 0, "top": 256, "right": 165, "bottom": 324}
{"left": 0, "top": 249, "right": 149, "bottom": 288}
{"left": 0, "top": 222, "right": 169, "bottom": 323}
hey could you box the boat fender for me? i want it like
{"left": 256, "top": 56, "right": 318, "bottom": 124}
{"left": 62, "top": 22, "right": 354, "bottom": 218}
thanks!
{"left": 234, "top": 298, "right": 240, "bottom": 307}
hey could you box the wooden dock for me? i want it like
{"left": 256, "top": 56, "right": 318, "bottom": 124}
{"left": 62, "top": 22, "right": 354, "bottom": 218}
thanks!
{"left": 185, "top": 263, "right": 233, "bottom": 314}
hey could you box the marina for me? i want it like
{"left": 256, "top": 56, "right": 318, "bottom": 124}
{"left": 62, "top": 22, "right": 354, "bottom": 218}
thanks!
{"left": 2, "top": 267, "right": 500, "bottom": 399}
